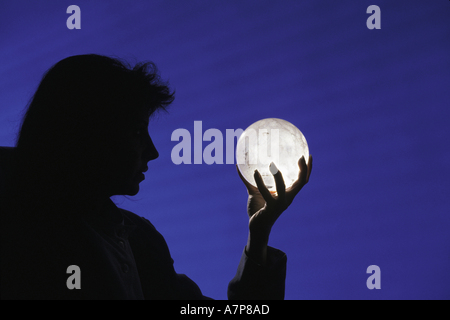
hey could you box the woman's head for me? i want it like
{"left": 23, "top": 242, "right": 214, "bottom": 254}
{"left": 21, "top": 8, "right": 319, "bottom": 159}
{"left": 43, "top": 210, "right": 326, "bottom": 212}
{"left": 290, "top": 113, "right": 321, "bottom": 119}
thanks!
{"left": 13, "top": 54, "right": 174, "bottom": 203}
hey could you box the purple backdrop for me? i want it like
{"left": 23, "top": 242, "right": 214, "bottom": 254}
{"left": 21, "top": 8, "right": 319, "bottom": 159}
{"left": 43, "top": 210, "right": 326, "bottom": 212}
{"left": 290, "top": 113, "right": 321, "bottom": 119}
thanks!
{"left": 1, "top": 0, "right": 449, "bottom": 299}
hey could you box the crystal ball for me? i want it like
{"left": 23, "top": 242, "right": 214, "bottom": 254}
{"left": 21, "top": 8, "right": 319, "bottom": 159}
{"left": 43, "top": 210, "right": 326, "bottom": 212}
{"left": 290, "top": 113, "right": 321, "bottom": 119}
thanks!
{"left": 236, "top": 118, "right": 309, "bottom": 193}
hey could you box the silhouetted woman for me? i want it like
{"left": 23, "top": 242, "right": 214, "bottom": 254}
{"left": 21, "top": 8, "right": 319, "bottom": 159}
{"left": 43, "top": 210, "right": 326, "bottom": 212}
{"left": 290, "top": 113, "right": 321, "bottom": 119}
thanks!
{"left": 1, "top": 54, "right": 312, "bottom": 300}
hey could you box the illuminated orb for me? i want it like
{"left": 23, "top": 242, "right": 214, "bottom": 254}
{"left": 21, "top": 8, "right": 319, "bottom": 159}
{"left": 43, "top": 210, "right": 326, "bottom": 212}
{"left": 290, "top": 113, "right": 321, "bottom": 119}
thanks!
{"left": 236, "top": 118, "right": 309, "bottom": 193}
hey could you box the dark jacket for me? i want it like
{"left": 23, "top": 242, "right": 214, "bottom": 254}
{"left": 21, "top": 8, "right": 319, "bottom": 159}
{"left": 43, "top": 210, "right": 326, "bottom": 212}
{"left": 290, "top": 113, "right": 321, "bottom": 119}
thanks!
{"left": 1, "top": 199, "right": 286, "bottom": 300}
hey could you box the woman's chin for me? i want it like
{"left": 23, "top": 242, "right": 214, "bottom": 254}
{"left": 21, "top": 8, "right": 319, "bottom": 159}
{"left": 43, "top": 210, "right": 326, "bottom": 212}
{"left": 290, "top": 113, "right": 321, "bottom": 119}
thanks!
{"left": 109, "top": 174, "right": 144, "bottom": 196}
{"left": 126, "top": 184, "right": 140, "bottom": 196}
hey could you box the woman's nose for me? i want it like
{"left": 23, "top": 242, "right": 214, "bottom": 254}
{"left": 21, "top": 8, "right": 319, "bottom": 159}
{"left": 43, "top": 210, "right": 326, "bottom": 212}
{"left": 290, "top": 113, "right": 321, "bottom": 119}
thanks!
{"left": 145, "top": 134, "right": 159, "bottom": 161}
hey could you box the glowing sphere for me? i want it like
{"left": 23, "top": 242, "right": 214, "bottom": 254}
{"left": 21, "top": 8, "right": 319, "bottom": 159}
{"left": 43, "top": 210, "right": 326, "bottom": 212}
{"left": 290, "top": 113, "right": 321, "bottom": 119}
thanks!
{"left": 236, "top": 118, "right": 309, "bottom": 193}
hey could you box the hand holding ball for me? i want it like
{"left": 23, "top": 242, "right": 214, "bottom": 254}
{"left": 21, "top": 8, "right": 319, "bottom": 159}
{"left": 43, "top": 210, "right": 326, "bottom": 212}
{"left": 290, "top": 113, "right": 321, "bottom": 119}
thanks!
{"left": 236, "top": 118, "right": 309, "bottom": 194}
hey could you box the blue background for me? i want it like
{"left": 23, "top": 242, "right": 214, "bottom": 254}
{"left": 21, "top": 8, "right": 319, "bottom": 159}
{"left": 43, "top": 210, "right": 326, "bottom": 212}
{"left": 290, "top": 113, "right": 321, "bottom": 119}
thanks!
{"left": 1, "top": 1, "right": 449, "bottom": 299}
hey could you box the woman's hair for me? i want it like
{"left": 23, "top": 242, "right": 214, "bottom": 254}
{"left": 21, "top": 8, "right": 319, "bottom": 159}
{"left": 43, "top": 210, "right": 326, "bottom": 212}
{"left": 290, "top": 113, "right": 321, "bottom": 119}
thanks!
{"left": 4, "top": 54, "right": 174, "bottom": 215}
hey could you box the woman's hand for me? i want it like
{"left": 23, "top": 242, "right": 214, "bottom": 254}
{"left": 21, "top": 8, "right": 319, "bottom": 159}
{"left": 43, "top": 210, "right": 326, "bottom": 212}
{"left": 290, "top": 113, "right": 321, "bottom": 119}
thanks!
{"left": 237, "top": 155, "right": 313, "bottom": 265}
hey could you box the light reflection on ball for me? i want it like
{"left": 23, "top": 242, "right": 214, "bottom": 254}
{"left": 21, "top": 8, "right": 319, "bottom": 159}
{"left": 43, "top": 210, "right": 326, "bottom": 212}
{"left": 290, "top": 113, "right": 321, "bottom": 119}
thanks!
{"left": 236, "top": 118, "right": 309, "bottom": 193}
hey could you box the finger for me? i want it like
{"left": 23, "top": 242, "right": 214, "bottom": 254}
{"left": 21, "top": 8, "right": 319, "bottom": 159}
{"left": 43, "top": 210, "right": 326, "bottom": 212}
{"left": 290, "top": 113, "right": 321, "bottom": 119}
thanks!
{"left": 306, "top": 155, "right": 313, "bottom": 183}
{"left": 236, "top": 164, "right": 258, "bottom": 193}
{"left": 254, "top": 169, "right": 275, "bottom": 204}
{"left": 298, "top": 156, "right": 308, "bottom": 185}
{"left": 270, "top": 162, "right": 286, "bottom": 201}
{"left": 289, "top": 156, "right": 307, "bottom": 195}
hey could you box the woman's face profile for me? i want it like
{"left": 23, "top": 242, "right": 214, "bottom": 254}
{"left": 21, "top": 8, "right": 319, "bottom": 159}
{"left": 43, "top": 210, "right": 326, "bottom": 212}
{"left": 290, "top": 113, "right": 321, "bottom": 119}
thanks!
{"left": 105, "top": 118, "right": 159, "bottom": 197}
